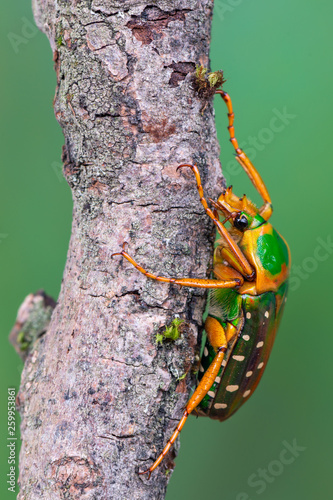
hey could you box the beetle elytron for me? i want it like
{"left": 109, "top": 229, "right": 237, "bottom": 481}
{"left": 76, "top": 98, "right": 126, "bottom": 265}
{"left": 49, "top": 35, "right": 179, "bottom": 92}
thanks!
{"left": 112, "top": 88, "right": 290, "bottom": 477}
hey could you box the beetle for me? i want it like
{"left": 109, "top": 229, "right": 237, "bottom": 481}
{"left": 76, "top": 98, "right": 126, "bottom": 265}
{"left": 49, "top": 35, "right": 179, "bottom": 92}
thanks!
{"left": 112, "top": 89, "right": 290, "bottom": 477}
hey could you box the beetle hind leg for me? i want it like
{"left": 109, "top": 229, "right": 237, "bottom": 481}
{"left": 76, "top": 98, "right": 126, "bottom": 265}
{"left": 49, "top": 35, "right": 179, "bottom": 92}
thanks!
{"left": 138, "top": 322, "right": 235, "bottom": 477}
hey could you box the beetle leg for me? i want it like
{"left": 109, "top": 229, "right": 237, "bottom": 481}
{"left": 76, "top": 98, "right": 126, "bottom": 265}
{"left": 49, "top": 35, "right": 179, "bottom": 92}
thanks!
{"left": 112, "top": 245, "right": 242, "bottom": 289}
{"left": 139, "top": 322, "right": 234, "bottom": 477}
{"left": 212, "top": 262, "right": 244, "bottom": 286}
{"left": 216, "top": 90, "right": 273, "bottom": 221}
{"left": 212, "top": 222, "right": 254, "bottom": 280}
{"left": 177, "top": 164, "right": 255, "bottom": 280}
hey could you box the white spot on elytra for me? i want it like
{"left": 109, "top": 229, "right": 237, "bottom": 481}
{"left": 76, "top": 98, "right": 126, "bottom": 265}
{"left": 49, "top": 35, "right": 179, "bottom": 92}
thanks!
{"left": 256, "top": 341, "right": 264, "bottom": 348}
{"left": 226, "top": 385, "right": 239, "bottom": 392}
{"left": 243, "top": 389, "right": 251, "bottom": 398}
{"left": 243, "top": 335, "right": 250, "bottom": 341}
{"left": 222, "top": 359, "right": 227, "bottom": 367}
{"left": 215, "top": 376, "right": 221, "bottom": 384}
{"left": 232, "top": 355, "right": 245, "bottom": 362}
{"left": 257, "top": 362, "right": 264, "bottom": 369}
{"left": 264, "top": 311, "right": 270, "bottom": 318}
{"left": 208, "top": 391, "right": 215, "bottom": 398}
{"left": 199, "top": 364, "right": 204, "bottom": 372}
{"left": 214, "top": 403, "right": 227, "bottom": 409}
{"left": 204, "top": 347, "right": 209, "bottom": 356}
{"left": 246, "top": 371, "right": 253, "bottom": 377}
{"left": 246, "top": 312, "right": 251, "bottom": 319}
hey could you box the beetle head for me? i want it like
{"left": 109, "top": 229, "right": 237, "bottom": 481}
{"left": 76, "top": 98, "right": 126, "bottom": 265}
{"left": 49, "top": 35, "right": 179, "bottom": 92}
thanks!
{"left": 213, "top": 186, "right": 265, "bottom": 232}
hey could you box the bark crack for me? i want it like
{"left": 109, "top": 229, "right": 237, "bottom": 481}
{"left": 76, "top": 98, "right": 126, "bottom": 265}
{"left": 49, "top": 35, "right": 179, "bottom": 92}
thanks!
{"left": 126, "top": 6, "right": 191, "bottom": 46}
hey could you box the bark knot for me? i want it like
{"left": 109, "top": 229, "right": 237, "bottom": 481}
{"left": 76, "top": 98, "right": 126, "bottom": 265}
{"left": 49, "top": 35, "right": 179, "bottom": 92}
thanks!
{"left": 142, "top": 112, "right": 176, "bottom": 142}
{"left": 168, "top": 61, "right": 196, "bottom": 87}
{"left": 48, "top": 456, "right": 102, "bottom": 498}
{"left": 127, "top": 6, "right": 189, "bottom": 45}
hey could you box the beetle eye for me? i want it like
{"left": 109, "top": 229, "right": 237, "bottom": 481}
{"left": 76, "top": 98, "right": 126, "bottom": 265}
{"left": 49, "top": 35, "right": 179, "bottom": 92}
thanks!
{"left": 234, "top": 214, "right": 249, "bottom": 231}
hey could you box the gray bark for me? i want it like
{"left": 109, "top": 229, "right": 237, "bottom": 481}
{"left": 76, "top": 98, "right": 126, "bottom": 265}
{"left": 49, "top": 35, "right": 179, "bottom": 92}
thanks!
{"left": 15, "top": 1, "right": 223, "bottom": 498}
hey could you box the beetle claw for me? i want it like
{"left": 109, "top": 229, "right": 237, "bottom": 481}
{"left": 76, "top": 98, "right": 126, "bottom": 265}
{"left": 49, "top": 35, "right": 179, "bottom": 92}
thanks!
{"left": 111, "top": 252, "right": 121, "bottom": 259}
{"left": 111, "top": 241, "right": 128, "bottom": 259}
{"left": 176, "top": 163, "right": 196, "bottom": 172}
{"left": 138, "top": 468, "right": 152, "bottom": 479}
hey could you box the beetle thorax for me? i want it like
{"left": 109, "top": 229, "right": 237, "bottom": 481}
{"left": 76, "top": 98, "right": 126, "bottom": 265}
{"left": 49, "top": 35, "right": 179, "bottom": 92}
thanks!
{"left": 238, "top": 222, "right": 290, "bottom": 295}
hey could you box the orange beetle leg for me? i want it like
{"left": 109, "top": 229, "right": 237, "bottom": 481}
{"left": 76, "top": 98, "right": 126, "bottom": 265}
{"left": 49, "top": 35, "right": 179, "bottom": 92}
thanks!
{"left": 177, "top": 164, "right": 255, "bottom": 280}
{"left": 112, "top": 245, "right": 242, "bottom": 289}
{"left": 139, "top": 322, "right": 236, "bottom": 477}
{"left": 216, "top": 90, "right": 273, "bottom": 220}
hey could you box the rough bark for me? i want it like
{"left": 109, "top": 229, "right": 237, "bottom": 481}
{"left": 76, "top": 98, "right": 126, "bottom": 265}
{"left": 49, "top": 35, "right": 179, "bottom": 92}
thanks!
{"left": 15, "top": 1, "right": 224, "bottom": 498}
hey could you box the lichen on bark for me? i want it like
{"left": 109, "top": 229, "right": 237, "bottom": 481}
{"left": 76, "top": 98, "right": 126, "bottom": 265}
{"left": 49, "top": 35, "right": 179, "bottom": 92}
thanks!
{"left": 15, "top": 1, "right": 224, "bottom": 498}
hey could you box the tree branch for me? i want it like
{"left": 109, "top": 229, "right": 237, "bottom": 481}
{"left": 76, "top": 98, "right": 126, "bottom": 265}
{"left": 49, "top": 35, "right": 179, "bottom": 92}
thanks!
{"left": 14, "top": 1, "right": 224, "bottom": 497}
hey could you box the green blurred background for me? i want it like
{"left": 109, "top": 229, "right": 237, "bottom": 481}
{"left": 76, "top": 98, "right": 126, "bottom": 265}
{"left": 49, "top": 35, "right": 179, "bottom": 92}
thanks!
{"left": 1, "top": 1, "right": 332, "bottom": 498}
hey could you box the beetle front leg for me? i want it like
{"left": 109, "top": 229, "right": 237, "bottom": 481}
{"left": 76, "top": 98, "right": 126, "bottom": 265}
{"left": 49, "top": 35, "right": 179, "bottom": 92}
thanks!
{"left": 139, "top": 322, "right": 235, "bottom": 477}
{"left": 177, "top": 164, "right": 255, "bottom": 280}
{"left": 216, "top": 90, "right": 273, "bottom": 221}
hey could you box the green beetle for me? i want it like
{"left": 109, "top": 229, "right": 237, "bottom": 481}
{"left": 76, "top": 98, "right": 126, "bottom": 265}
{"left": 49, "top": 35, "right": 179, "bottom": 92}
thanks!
{"left": 112, "top": 89, "right": 290, "bottom": 477}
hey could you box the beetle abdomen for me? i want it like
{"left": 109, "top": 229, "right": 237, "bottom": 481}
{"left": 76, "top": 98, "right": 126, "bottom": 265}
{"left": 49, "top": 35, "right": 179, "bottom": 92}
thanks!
{"left": 198, "top": 283, "right": 288, "bottom": 420}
